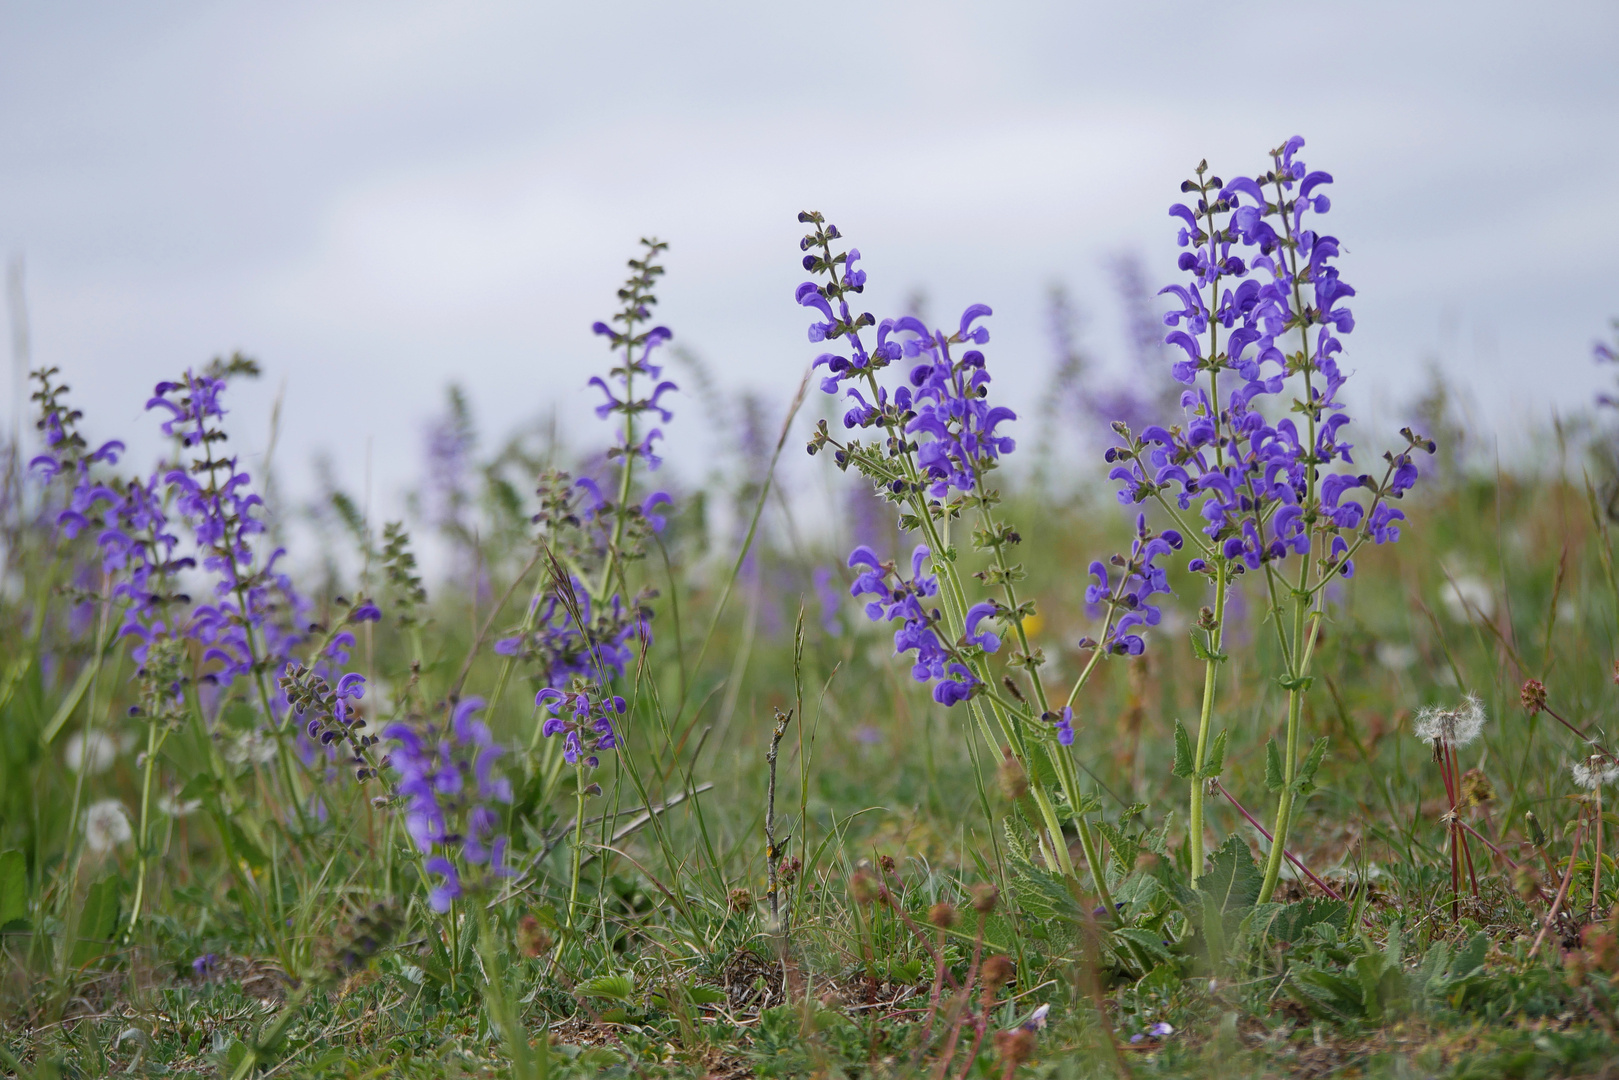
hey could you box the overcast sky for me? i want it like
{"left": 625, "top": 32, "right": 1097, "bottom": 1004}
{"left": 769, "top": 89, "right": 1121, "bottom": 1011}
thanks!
{"left": 2, "top": 2, "right": 1615, "bottom": 539}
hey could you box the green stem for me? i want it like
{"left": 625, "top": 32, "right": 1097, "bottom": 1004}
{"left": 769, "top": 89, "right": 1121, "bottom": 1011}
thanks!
{"left": 1188, "top": 567, "right": 1228, "bottom": 889}
{"left": 567, "top": 761, "right": 587, "bottom": 929}
{"left": 1258, "top": 602, "right": 1324, "bottom": 903}
{"left": 125, "top": 720, "right": 170, "bottom": 936}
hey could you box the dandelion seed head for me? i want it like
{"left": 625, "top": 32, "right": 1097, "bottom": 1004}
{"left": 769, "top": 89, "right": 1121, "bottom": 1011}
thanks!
{"left": 64, "top": 730, "right": 122, "bottom": 774}
{"left": 1570, "top": 756, "right": 1619, "bottom": 790}
{"left": 84, "top": 799, "right": 132, "bottom": 854}
{"left": 1413, "top": 693, "right": 1486, "bottom": 747}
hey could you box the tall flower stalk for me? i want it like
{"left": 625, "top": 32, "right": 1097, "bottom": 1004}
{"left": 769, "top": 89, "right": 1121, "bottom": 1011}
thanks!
{"left": 799, "top": 213, "right": 1180, "bottom": 906}
{"left": 1109, "top": 138, "right": 1433, "bottom": 898}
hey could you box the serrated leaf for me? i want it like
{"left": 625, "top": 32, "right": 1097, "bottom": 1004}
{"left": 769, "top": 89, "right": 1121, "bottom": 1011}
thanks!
{"left": 581, "top": 974, "right": 634, "bottom": 1001}
{"left": 1265, "top": 738, "right": 1285, "bottom": 793}
{"left": 1199, "top": 835, "right": 1262, "bottom": 924}
{"left": 0, "top": 850, "right": 26, "bottom": 929}
{"left": 1203, "top": 728, "right": 1229, "bottom": 779}
{"left": 1171, "top": 720, "right": 1195, "bottom": 779}
{"left": 1293, "top": 737, "right": 1330, "bottom": 796}
{"left": 1268, "top": 899, "right": 1349, "bottom": 945}
{"left": 1289, "top": 967, "right": 1367, "bottom": 1020}
{"left": 1002, "top": 819, "right": 1033, "bottom": 866}
{"left": 1094, "top": 821, "right": 1140, "bottom": 874}
{"left": 1189, "top": 631, "right": 1227, "bottom": 663}
{"left": 1111, "top": 926, "right": 1173, "bottom": 963}
{"left": 1006, "top": 850, "right": 1083, "bottom": 925}
{"left": 689, "top": 985, "right": 727, "bottom": 1005}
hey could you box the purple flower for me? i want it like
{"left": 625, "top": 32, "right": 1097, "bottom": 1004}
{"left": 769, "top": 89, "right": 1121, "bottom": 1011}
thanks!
{"left": 535, "top": 686, "right": 624, "bottom": 769}
{"left": 1106, "top": 138, "right": 1427, "bottom": 607}
{"left": 813, "top": 566, "right": 843, "bottom": 636}
{"left": 385, "top": 698, "right": 513, "bottom": 912}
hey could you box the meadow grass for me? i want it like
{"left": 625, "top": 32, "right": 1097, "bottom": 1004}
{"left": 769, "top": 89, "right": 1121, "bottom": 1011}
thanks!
{"left": 4, "top": 444, "right": 1619, "bottom": 1078}
{"left": 4, "top": 144, "right": 1619, "bottom": 1078}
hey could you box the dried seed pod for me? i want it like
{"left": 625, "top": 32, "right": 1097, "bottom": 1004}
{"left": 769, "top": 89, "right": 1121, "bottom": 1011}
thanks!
{"left": 997, "top": 752, "right": 1029, "bottom": 801}
{"left": 981, "top": 953, "right": 1015, "bottom": 991}
{"left": 971, "top": 883, "right": 999, "bottom": 914}
{"left": 994, "top": 1027, "right": 1037, "bottom": 1068}
{"left": 850, "top": 866, "right": 880, "bottom": 905}
{"left": 1520, "top": 679, "right": 1547, "bottom": 715}
{"left": 928, "top": 901, "right": 958, "bottom": 929}
{"left": 517, "top": 914, "right": 554, "bottom": 958}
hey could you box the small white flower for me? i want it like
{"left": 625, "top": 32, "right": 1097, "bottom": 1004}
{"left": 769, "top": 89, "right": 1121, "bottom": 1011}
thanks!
{"left": 1413, "top": 693, "right": 1487, "bottom": 747}
{"left": 1375, "top": 643, "right": 1417, "bottom": 672}
{"left": 224, "top": 730, "right": 277, "bottom": 766}
{"left": 64, "top": 730, "right": 119, "bottom": 774}
{"left": 84, "top": 799, "right": 132, "bottom": 854}
{"left": 1440, "top": 575, "right": 1495, "bottom": 622}
{"left": 159, "top": 793, "right": 202, "bottom": 818}
{"left": 1571, "top": 756, "right": 1619, "bottom": 790}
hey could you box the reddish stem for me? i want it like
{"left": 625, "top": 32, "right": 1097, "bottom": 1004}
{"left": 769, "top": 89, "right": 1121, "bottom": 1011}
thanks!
{"left": 1530, "top": 817, "right": 1589, "bottom": 960}
{"left": 1214, "top": 781, "right": 1344, "bottom": 901}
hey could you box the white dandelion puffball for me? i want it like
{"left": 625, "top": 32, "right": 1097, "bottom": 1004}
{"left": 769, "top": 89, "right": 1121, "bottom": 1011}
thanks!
{"left": 159, "top": 793, "right": 202, "bottom": 818}
{"left": 84, "top": 799, "right": 132, "bottom": 854}
{"left": 1440, "top": 575, "right": 1495, "bottom": 622}
{"left": 1375, "top": 642, "right": 1417, "bottom": 672}
{"left": 1571, "top": 757, "right": 1619, "bottom": 790}
{"left": 1413, "top": 693, "right": 1487, "bottom": 747}
{"left": 64, "top": 730, "right": 120, "bottom": 774}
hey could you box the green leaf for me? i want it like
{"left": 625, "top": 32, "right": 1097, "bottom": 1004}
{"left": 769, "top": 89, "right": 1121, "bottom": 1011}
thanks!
{"left": 1203, "top": 729, "right": 1229, "bottom": 779}
{"left": 887, "top": 958, "right": 924, "bottom": 984}
{"left": 0, "top": 850, "right": 27, "bottom": 930}
{"left": 1293, "top": 737, "right": 1330, "bottom": 797}
{"left": 1199, "top": 836, "right": 1263, "bottom": 925}
{"left": 71, "top": 876, "right": 121, "bottom": 966}
{"left": 581, "top": 974, "right": 634, "bottom": 1001}
{"left": 1268, "top": 899, "right": 1349, "bottom": 945}
{"left": 1265, "top": 739, "right": 1285, "bottom": 793}
{"left": 688, "top": 985, "right": 727, "bottom": 1006}
{"left": 1095, "top": 821, "right": 1140, "bottom": 874}
{"left": 1006, "top": 847, "right": 1083, "bottom": 926}
{"left": 1171, "top": 720, "right": 1195, "bottom": 779}
{"left": 1290, "top": 967, "right": 1367, "bottom": 1020}
{"left": 1111, "top": 926, "right": 1173, "bottom": 964}
{"left": 1189, "top": 631, "right": 1228, "bottom": 663}
{"left": 1275, "top": 673, "right": 1314, "bottom": 693}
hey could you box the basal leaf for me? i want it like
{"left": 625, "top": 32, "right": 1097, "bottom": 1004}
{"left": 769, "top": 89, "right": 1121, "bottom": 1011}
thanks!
{"left": 71, "top": 876, "right": 121, "bottom": 966}
{"left": 581, "top": 974, "right": 634, "bottom": 1001}
{"left": 0, "top": 850, "right": 26, "bottom": 930}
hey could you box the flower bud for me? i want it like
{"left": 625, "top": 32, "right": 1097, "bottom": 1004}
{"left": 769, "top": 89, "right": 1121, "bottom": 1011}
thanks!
{"left": 1564, "top": 947, "right": 1587, "bottom": 987}
{"left": 1582, "top": 924, "right": 1619, "bottom": 973}
{"left": 517, "top": 914, "right": 553, "bottom": 958}
{"left": 994, "top": 1028, "right": 1036, "bottom": 1068}
{"left": 970, "top": 883, "right": 999, "bottom": 914}
{"left": 981, "top": 954, "right": 1014, "bottom": 992}
{"left": 1513, "top": 865, "right": 1541, "bottom": 904}
{"left": 728, "top": 888, "right": 754, "bottom": 913}
{"left": 1520, "top": 678, "right": 1547, "bottom": 715}
{"left": 997, "top": 752, "right": 1028, "bottom": 801}
{"left": 850, "top": 866, "right": 880, "bottom": 905}
{"left": 928, "top": 902, "right": 958, "bottom": 929}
